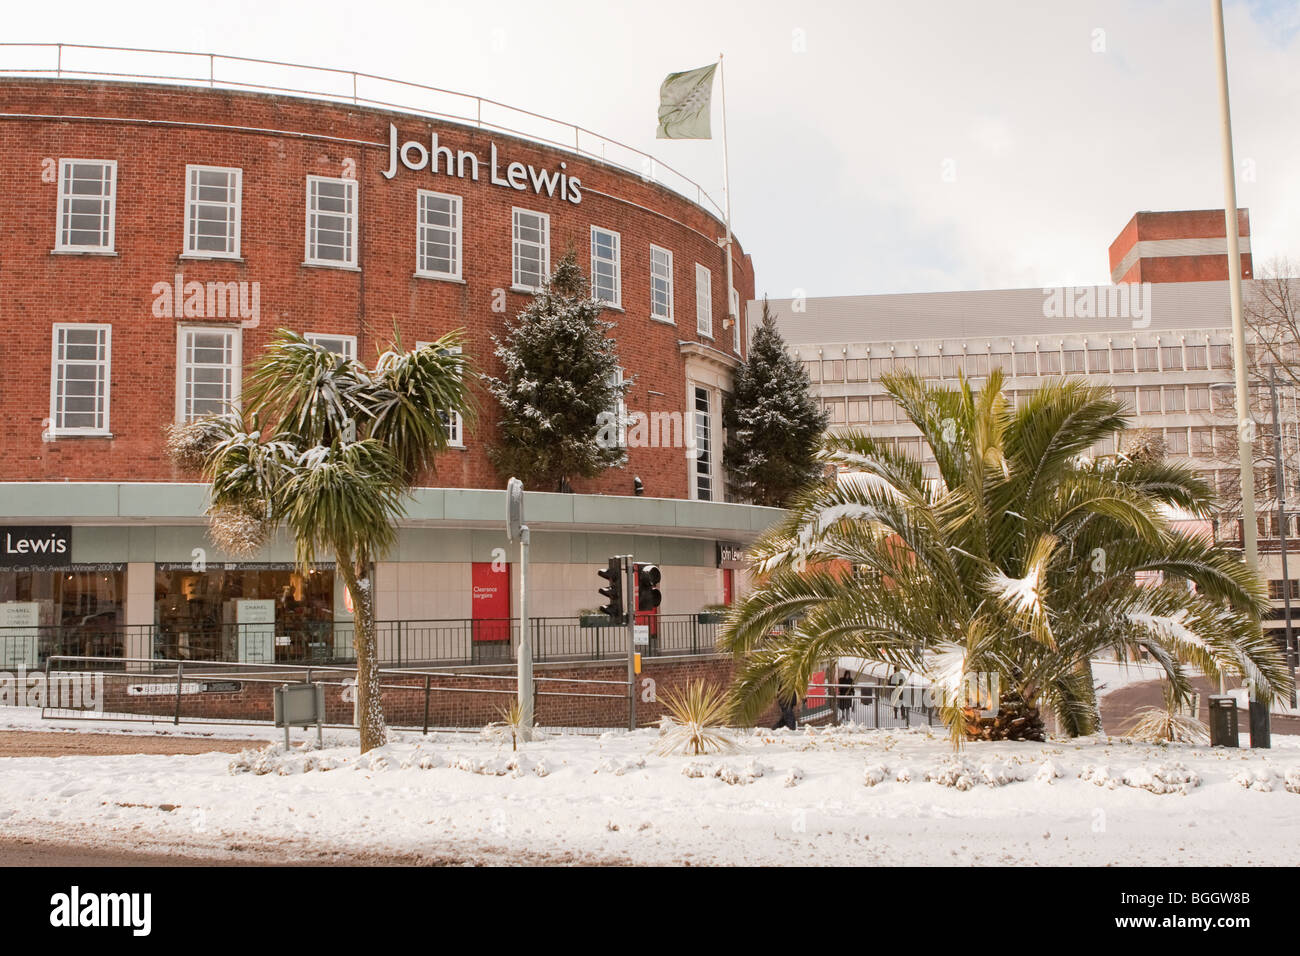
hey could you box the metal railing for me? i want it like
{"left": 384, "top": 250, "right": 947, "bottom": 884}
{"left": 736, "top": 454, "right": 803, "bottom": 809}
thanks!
{"left": 0, "top": 42, "right": 727, "bottom": 222}
{"left": 42, "top": 655, "right": 633, "bottom": 733}
{"left": 3, "top": 614, "right": 725, "bottom": 670}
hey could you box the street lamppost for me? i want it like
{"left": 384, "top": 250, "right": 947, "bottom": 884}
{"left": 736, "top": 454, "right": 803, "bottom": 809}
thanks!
{"left": 1214, "top": 374, "right": 1299, "bottom": 721}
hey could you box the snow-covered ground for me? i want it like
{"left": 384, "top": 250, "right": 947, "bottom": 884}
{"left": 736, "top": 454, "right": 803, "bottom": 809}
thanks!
{"left": 2, "top": 706, "right": 1299, "bottom": 866}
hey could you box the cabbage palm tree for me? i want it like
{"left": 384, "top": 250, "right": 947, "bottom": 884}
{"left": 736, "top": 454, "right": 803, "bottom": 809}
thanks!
{"left": 168, "top": 329, "right": 471, "bottom": 753}
{"left": 722, "top": 370, "right": 1291, "bottom": 744}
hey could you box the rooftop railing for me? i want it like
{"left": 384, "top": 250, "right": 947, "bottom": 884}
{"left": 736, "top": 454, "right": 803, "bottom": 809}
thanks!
{"left": 0, "top": 42, "right": 727, "bottom": 222}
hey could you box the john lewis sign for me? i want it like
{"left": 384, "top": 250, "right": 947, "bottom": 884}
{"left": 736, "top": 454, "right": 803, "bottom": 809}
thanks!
{"left": 382, "top": 123, "right": 583, "bottom": 204}
{"left": 0, "top": 526, "right": 71, "bottom": 568}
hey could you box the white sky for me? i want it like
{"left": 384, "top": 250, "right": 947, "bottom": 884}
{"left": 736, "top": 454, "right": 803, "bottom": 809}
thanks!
{"left": 5, "top": 0, "right": 1298, "bottom": 299}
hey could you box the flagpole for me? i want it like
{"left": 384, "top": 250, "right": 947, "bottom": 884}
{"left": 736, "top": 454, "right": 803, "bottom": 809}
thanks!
{"left": 718, "top": 52, "right": 736, "bottom": 336}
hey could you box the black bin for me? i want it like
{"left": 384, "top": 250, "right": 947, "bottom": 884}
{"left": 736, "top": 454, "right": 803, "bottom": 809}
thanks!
{"left": 1208, "top": 694, "right": 1239, "bottom": 747}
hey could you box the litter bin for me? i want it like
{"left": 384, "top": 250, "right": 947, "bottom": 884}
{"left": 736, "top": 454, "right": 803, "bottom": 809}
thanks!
{"left": 1248, "top": 700, "right": 1271, "bottom": 749}
{"left": 1208, "top": 694, "right": 1239, "bottom": 748}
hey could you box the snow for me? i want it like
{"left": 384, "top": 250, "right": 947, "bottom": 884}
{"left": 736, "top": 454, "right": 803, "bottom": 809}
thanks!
{"left": 2, "top": 707, "right": 1300, "bottom": 865}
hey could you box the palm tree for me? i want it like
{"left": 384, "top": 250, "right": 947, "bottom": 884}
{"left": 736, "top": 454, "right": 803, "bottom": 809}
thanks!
{"left": 722, "top": 370, "right": 1292, "bottom": 744}
{"left": 167, "top": 329, "right": 472, "bottom": 753}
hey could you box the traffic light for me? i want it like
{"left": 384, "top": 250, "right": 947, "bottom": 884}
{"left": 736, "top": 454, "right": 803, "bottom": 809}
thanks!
{"left": 597, "top": 557, "right": 625, "bottom": 622}
{"left": 635, "top": 563, "right": 662, "bottom": 613}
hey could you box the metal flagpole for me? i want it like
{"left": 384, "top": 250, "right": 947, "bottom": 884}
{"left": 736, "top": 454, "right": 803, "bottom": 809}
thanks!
{"left": 718, "top": 52, "right": 736, "bottom": 332}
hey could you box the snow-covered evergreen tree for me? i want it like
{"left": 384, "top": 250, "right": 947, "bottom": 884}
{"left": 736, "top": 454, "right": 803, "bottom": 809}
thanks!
{"left": 723, "top": 299, "right": 828, "bottom": 506}
{"left": 485, "top": 252, "right": 631, "bottom": 490}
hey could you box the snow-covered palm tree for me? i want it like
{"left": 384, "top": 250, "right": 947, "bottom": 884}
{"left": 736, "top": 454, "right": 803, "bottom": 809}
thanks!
{"left": 169, "top": 329, "right": 472, "bottom": 753}
{"left": 722, "top": 370, "right": 1292, "bottom": 743}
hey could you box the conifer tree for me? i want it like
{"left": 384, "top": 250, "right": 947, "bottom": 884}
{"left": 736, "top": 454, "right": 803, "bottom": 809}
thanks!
{"left": 723, "top": 299, "right": 828, "bottom": 506}
{"left": 485, "top": 252, "right": 630, "bottom": 490}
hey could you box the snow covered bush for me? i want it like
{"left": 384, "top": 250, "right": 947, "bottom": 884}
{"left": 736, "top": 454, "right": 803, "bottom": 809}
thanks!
{"left": 654, "top": 681, "right": 736, "bottom": 756}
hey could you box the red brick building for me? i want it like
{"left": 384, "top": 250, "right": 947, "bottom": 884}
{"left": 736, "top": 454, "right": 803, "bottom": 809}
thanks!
{"left": 0, "top": 71, "right": 779, "bottom": 668}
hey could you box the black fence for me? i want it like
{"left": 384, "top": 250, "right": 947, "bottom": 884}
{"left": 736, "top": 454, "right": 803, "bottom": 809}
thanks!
{"left": 2, "top": 614, "right": 725, "bottom": 670}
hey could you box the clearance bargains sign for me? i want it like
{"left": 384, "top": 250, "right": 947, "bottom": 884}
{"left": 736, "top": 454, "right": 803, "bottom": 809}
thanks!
{"left": 470, "top": 562, "right": 511, "bottom": 643}
{"left": 382, "top": 123, "right": 583, "bottom": 204}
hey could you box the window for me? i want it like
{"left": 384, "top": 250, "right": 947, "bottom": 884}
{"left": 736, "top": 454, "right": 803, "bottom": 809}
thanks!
{"left": 823, "top": 359, "right": 844, "bottom": 381}
{"left": 56, "top": 159, "right": 116, "bottom": 252}
{"left": 1136, "top": 347, "right": 1159, "bottom": 372}
{"left": 607, "top": 367, "right": 628, "bottom": 449}
{"left": 177, "top": 327, "right": 240, "bottom": 423}
{"left": 1165, "top": 429, "right": 1188, "bottom": 455}
{"left": 590, "top": 226, "right": 620, "bottom": 307}
{"left": 304, "top": 333, "right": 357, "bottom": 361}
{"left": 731, "top": 287, "right": 742, "bottom": 352}
{"left": 1063, "top": 350, "right": 1085, "bottom": 373}
{"left": 1139, "top": 388, "right": 1161, "bottom": 414}
{"left": 871, "top": 395, "right": 895, "bottom": 423}
{"left": 1210, "top": 344, "right": 1234, "bottom": 369}
{"left": 848, "top": 359, "right": 870, "bottom": 382}
{"left": 824, "top": 400, "right": 845, "bottom": 424}
{"left": 512, "top": 208, "right": 549, "bottom": 291}
{"left": 1185, "top": 344, "right": 1208, "bottom": 370}
{"left": 50, "top": 324, "right": 111, "bottom": 435}
{"left": 418, "top": 341, "right": 464, "bottom": 447}
{"left": 1039, "top": 351, "right": 1062, "bottom": 375}
{"left": 941, "top": 354, "right": 963, "bottom": 378}
{"left": 847, "top": 399, "right": 870, "bottom": 423}
{"left": 693, "top": 386, "right": 713, "bottom": 500}
{"left": 1188, "top": 385, "right": 1211, "bottom": 412}
{"left": 417, "top": 191, "right": 462, "bottom": 280}
{"left": 966, "top": 353, "right": 989, "bottom": 377}
{"left": 1112, "top": 387, "right": 1136, "bottom": 413}
{"left": 1014, "top": 352, "right": 1037, "bottom": 377}
{"left": 802, "top": 359, "right": 821, "bottom": 382}
{"left": 1164, "top": 386, "right": 1186, "bottom": 412}
{"left": 185, "top": 165, "right": 241, "bottom": 258}
{"left": 650, "top": 245, "right": 674, "bottom": 321}
{"left": 1087, "top": 348, "right": 1110, "bottom": 373}
{"left": 1192, "top": 427, "right": 1214, "bottom": 456}
{"left": 917, "top": 355, "right": 941, "bottom": 378}
{"left": 1112, "top": 348, "right": 1135, "bottom": 372}
{"left": 988, "top": 353, "right": 1011, "bottom": 375}
{"left": 1161, "top": 345, "right": 1184, "bottom": 371}
{"left": 870, "top": 357, "right": 892, "bottom": 379}
{"left": 695, "top": 263, "right": 712, "bottom": 337}
{"left": 305, "top": 176, "right": 357, "bottom": 267}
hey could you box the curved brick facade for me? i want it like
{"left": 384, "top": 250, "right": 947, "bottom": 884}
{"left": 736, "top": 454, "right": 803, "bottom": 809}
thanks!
{"left": 0, "top": 79, "right": 755, "bottom": 500}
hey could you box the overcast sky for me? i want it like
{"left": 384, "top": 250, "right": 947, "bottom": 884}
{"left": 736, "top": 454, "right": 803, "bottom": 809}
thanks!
{"left": 7, "top": 0, "right": 1298, "bottom": 299}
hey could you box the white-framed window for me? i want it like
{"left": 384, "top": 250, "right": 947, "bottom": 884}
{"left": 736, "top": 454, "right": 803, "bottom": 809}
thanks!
{"left": 695, "top": 263, "right": 713, "bottom": 338}
{"left": 55, "top": 159, "right": 116, "bottom": 252}
{"left": 590, "top": 226, "right": 621, "bottom": 307}
{"left": 731, "top": 287, "right": 742, "bottom": 352}
{"left": 305, "top": 175, "right": 358, "bottom": 267}
{"left": 607, "top": 366, "right": 628, "bottom": 449}
{"left": 418, "top": 341, "right": 464, "bottom": 447}
{"left": 176, "top": 326, "right": 241, "bottom": 423}
{"left": 184, "top": 165, "right": 242, "bottom": 258}
{"left": 305, "top": 333, "right": 357, "bottom": 361}
{"left": 416, "top": 190, "right": 462, "bottom": 280}
{"left": 693, "top": 385, "right": 713, "bottom": 501}
{"left": 512, "top": 208, "right": 550, "bottom": 291}
{"left": 650, "top": 245, "right": 674, "bottom": 322}
{"left": 49, "top": 324, "right": 111, "bottom": 435}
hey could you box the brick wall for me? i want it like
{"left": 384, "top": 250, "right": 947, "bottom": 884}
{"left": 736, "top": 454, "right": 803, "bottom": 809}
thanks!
{"left": 0, "top": 79, "right": 756, "bottom": 500}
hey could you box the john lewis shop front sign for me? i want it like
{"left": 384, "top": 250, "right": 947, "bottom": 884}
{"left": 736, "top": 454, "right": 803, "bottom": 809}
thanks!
{"left": 382, "top": 123, "right": 583, "bottom": 204}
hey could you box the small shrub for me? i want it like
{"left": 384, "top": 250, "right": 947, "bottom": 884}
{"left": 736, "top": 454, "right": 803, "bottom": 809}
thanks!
{"left": 655, "top": 681, "right": 736, "bottom": 756}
